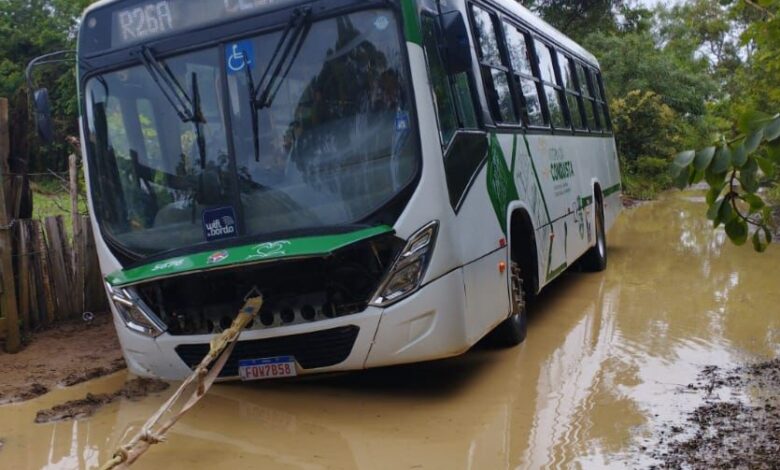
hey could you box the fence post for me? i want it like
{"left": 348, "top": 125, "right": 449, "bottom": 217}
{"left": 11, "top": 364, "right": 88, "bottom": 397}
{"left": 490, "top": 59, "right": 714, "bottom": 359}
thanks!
{"left": 70, "top": 154, "right": 80, "bottom": 268}
{"left": 0, "top": 97, "right": 20, "bottom": 352}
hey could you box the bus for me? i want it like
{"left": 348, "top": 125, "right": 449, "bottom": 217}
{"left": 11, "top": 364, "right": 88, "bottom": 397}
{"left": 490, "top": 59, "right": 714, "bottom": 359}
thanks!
{"left": 31, "top": 0, "right": 621, "bottom": 381}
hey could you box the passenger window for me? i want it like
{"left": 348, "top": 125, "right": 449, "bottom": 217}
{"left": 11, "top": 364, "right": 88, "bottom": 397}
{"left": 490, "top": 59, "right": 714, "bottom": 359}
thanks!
{"left": 471, "top": 7, "right": 501, "bottom": 67}
{"left": 558, "top": 54, "right": 585, "bottom": 130}
{"left": 534, "top": 41, "right": 570, "bottom": 130}
{"left": 504, "top": 26, "right": 534, "bottom": 76}
{"left": 593, "top": 70, "right": 611, "bottom": 131}
{"left": 502, "top": 22, "right": 545, "bottom": 127}
{"left": 544, "top": 85, "right": 567, "bottom": 129}
{"left": 534, "top": 42, "right": 556, "bottom": 83}
{"left": 584, "top": 68, "right": 602, "bottom": 131}
{"left": 557, "top": 53, "right": 574, "bottom": 90}
{"left": 576, "top": 62, "right": 599, "bottom": 131}
{"left": 471, "top": 6, "right": 518, "bottom": 124}
{"left": 520, "top": 78, "right": 545, "bottom": 126}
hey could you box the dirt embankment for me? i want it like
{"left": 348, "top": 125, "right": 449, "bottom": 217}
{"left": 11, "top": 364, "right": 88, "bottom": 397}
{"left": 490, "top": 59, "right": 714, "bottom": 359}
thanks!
{"left": 647, "top": 359, "right": 780, "bottom": 469}
{"left": 0, "top": 314, "right": 126, "bottom": 404}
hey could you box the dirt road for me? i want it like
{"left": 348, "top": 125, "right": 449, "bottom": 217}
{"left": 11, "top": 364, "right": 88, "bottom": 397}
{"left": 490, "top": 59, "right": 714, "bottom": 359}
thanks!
{"left": 1, "top": 190, "right": 778, "bottom": 469}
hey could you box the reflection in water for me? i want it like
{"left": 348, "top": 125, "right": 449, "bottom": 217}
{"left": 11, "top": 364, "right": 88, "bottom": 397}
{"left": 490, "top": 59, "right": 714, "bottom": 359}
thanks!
{"left": 1, "top": 191, "right": 779, "bottom": 469}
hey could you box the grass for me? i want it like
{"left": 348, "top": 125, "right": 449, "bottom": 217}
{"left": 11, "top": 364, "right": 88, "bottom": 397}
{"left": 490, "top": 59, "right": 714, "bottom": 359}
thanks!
{"left": 30, "top": 179, "right": 89, "bottom": 240}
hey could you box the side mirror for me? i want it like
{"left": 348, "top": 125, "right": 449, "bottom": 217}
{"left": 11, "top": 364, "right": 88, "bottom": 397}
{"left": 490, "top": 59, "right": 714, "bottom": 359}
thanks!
{"left": 33, "top": 88, "right": 54, "bottom": 144}
{"left": 440, "top": 11, "right": 472, "bottom": 75}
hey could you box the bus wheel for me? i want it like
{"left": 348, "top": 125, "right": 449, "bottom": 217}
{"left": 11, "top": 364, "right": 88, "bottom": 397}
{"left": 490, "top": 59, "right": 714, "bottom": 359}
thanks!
{"left": 490, "top": 262, "right": 528, "bottom": 347}
{"left": 582, "top": 198, "right": 608, "bottom": 272}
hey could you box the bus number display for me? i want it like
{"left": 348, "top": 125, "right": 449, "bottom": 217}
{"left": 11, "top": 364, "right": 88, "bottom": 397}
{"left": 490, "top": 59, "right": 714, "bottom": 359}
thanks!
{"left": 108, "top": 0, "right": 295, "bottom": 48}
{"left": 117, "top": 2, "right": 174, "bottom": 43}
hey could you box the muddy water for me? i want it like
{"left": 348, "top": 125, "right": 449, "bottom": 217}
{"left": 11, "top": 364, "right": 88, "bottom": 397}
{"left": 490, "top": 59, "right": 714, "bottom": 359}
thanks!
{"left": 2, "top": 190, "right": 779, "bottom": 470}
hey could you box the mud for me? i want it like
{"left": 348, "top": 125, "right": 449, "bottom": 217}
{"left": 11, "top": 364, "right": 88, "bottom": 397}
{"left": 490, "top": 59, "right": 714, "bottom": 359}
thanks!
{"left": 0, "top": 313, "right": 125, "bottom": 404}
{"left": 622, "top": 194, "right": 648, "bottom": 208}
{"left": 647, "top": 360, "right": 780, "bottom": 469}
{"left": 60, "top": 359, "right": 127, "bottom": 387}
{"left": 35, "top": 378, "right": 170, "bottom": 424}
{"left": 0, "top": 190, "right": 778, "bottom": 469}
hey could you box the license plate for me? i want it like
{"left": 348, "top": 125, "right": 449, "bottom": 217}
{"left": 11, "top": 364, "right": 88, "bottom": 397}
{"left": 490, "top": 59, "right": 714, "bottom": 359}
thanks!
{"left": 238, "top": 356, "right": 298, "bottom": 381}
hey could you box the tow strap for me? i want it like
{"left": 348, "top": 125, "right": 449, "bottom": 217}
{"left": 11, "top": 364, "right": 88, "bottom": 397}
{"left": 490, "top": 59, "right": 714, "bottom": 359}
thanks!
{"left": 100, "top": 293, "right": 264, "bottom": 470}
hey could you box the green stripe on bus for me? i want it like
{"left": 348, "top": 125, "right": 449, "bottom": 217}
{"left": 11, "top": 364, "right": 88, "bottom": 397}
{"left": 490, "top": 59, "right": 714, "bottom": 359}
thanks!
{"left": 400, "top": 0, "right": 422, "bottom": 45}
{"left": 604, "top": 183, "right": 622, "bottom": 197}
{"left": 547, "top": 262, "right": 568, "bottom": 281}
{"left": 106, "top": 225, "right": 395, "bottom": 287}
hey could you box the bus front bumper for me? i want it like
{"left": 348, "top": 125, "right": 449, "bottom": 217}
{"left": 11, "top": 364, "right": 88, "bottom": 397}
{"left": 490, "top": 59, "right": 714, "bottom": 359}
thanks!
{"left": 113, "top": 269, "right": 470, "bottom": 381}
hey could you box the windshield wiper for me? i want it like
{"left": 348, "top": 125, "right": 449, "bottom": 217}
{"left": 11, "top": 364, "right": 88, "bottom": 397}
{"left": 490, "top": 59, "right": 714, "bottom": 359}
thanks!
{"left": 139, "top": 46, "right": 208, "bottom": 176}
{"left": 247, "top": 7, "right": 313, "bottom": 162}
{"left": 138, "top": 46, "right": 204, "bottom": 124}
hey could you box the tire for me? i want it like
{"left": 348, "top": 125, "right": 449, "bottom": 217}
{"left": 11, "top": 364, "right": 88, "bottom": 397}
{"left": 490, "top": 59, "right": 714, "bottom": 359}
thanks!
{"left": 489, "top": 262, "right": 528, "bottom": 347}
{"left": 581, "top": 199, "right": 608, "bottom": 272}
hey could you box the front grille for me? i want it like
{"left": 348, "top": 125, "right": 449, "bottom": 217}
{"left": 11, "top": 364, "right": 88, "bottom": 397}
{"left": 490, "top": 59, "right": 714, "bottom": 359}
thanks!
{"left": 175, "top": 326, "right": 360, "bottom": 377}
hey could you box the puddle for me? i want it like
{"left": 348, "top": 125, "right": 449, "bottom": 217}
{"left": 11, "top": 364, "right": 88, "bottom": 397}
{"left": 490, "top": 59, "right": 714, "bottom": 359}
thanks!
{"left": 0, "top": 190, "right": 778, "bottom": 469}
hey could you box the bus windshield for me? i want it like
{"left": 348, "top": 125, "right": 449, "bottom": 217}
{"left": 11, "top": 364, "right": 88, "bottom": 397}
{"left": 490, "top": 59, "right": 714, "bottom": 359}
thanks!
{"left": 84, "top": 8, "right": 418, "bottom": 257}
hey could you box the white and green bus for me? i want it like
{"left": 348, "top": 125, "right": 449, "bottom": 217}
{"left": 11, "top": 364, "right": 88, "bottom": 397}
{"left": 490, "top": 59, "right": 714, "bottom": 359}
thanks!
{"left": 33, "top": 0, "right": 621, "bottom": 380}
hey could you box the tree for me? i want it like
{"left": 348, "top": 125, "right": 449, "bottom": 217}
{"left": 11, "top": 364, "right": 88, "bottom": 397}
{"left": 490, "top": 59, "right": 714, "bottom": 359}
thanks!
{"left": 611, "top": 91, "right": 686, "bottom": 198}
{"left": 672, "top": 1, "right": 779, "bottom": 252}
{"left": 523, "top": 0, "right": 624, "bottom": 43}
{"left": 0, "top": 0, "right": 92, "bottom": 173}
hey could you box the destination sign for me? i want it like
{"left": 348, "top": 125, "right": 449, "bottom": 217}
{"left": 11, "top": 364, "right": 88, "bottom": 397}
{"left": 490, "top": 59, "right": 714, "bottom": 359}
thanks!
{"left": 107, "top": 0, "right": 296, "bottom": 48}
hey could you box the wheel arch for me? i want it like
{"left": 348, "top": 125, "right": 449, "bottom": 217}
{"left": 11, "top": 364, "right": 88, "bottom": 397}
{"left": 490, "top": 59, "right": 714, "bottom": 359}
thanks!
{"left": 507, "top": 203, "right": 540, "bottom": 298}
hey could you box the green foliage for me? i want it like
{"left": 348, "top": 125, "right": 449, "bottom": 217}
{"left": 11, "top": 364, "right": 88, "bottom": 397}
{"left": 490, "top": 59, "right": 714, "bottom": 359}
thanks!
{"left": 609, "top": 91, "right": 687, "bottom": 197}
{"left": 672, "top": 112, "right": 780, "bottom": 251}
{"left": 524, "top": 0, "right": 624, "bottom": 43}
{"left": 582, "top": 31, "right": 717, "bottom": 120}
{"left": 0, "top": 0, "right": 94, "bottom": 171}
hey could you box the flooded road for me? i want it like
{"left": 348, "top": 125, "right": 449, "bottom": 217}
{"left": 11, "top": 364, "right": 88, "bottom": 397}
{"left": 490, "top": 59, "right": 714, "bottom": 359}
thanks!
{"left": 2, "top": 190, "right": 779, "bottom": 469}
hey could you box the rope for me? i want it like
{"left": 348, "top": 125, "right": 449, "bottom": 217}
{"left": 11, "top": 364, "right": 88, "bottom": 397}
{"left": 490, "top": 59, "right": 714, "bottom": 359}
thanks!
{"left": 100, "top": 294, "right": 264, "bottom": 470}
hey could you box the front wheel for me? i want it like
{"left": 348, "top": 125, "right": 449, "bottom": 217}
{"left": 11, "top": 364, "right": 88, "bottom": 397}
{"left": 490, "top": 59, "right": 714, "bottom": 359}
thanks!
{"left": 489, "top": 262, "right": 528, "bottom": 347}
{"left": 581, "top": 199, "right": 608, "bottom": 272}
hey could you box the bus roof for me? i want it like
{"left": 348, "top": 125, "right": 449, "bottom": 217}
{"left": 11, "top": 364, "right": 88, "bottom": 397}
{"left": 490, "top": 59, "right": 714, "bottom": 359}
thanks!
{"left": 82, "top": 0, "right": 599, "bottom": 66}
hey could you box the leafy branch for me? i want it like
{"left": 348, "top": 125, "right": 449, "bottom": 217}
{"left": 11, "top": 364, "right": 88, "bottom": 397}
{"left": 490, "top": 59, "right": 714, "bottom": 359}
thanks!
{"left": 671, "top": 111, "right": 780, "bottom": 252}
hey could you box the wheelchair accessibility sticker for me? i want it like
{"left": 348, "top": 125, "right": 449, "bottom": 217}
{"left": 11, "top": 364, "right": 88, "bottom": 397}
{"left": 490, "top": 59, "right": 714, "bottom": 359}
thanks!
{"left": 226, "top": 40, "right": 255, "bottom": 75}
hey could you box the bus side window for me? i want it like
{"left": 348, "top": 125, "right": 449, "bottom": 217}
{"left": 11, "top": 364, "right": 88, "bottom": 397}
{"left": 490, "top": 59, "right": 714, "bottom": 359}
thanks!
{"left": 593, "top": 70, "right": 612, "bottom": 131}
{"left": 470, "top": 5, "right": 519, "bottom": 125}
{"left": 503, "top": 22, "right": 545, "bottom": 127}
{"left": 576, "top": 62, "right": 598, "bottom": 131}
{"left": 558, "top": 53, "right": 585, "bottom": 130}
{"left": 534, "top": 41, "right": 569, "bottom": 130}
{"left": 420, "top": 13, "right": 478, "bottom": 146}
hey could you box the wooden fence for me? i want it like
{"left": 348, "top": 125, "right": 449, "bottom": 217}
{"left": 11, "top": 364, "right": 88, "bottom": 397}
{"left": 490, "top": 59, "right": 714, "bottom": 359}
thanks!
{"left": 0, "top": 98, "right": 108, "bottom": 352}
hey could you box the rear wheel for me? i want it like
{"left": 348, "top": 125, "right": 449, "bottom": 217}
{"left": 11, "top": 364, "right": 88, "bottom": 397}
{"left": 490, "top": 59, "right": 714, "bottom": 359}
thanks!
{"left": 489, "top": 262, "right": 528, "bottom": 347}
{"left": 582, "top": 198, "right": 608, "bottom": 272}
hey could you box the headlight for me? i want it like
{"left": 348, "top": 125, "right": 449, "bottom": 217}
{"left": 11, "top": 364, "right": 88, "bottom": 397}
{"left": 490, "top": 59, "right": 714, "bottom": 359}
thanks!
{"left": 371, "top": 221, "right": 439, "bottom": 307}
{"left": 106, "top": 284, "right": 166, "bottom": 338}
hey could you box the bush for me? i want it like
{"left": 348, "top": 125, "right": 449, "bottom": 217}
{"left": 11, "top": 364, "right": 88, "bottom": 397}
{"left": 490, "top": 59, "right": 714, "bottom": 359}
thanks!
{"left": 611, "top": 90, "right": 690, "bottom": 197}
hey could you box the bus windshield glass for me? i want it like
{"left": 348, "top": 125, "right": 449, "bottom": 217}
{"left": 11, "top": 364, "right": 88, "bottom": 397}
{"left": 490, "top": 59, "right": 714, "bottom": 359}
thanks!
{"left": 84, "top": 9, "right": 419, "bottom": 257}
